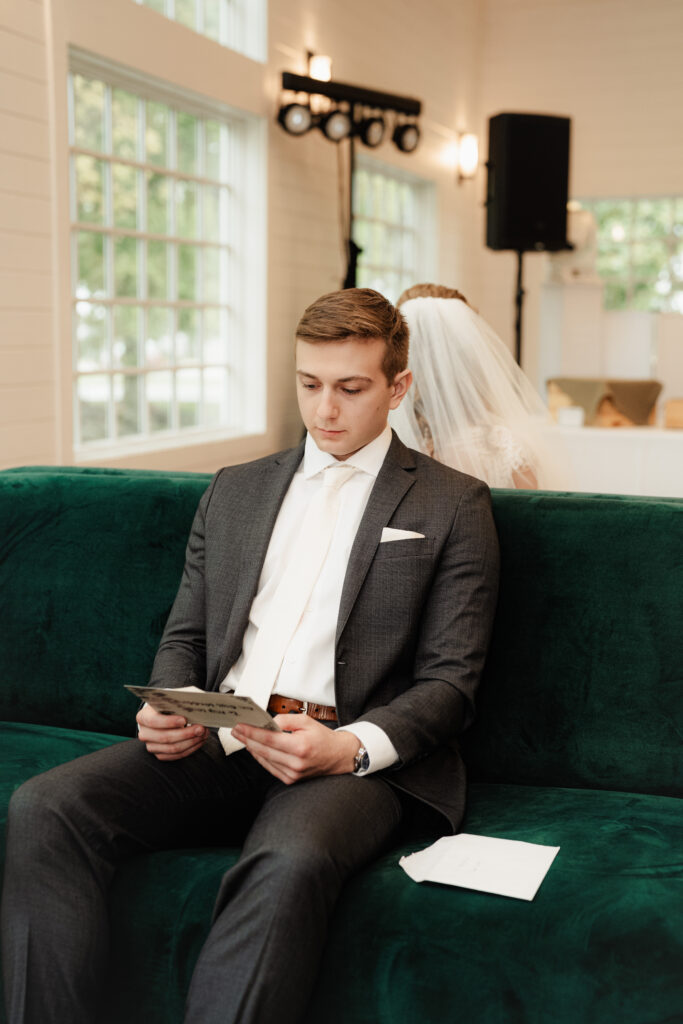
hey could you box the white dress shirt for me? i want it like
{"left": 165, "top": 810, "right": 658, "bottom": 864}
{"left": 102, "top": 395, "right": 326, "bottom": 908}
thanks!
{"left": 220, "top": 426, "right": 399, "bottom": 774}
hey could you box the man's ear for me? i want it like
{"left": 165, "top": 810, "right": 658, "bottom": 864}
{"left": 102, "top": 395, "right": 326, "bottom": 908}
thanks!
{"left": 389, "top": 369, "right": 413, "bottom": 409}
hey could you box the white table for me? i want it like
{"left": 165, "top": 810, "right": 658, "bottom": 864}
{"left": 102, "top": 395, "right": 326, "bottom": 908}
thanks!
{"left": 556, "top": 426, "right": 683, "bottom": 499}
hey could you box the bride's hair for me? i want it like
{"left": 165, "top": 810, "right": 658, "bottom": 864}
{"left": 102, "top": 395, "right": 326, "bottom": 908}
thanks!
{"left": 389, "top": 285, "right": 570, "bottom": 490}
{"left": 397, "top": 282, "right": 470, "bottom": 307}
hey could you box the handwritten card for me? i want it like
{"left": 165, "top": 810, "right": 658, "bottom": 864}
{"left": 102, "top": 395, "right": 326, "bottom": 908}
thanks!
{"left": 125, "top": 685, "right": 281, "bottom": 731}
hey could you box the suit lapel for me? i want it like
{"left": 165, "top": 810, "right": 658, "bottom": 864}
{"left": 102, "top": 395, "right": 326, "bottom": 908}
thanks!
{"left": 336, "top": 434, "right": 417, "bottom": 643}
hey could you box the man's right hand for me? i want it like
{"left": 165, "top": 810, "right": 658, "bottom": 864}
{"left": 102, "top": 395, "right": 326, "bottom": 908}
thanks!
{"left": 136, "top": 703, "right": 209, "bottom": 761}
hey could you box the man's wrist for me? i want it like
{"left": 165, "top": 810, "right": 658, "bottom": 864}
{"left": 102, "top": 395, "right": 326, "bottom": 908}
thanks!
{"left": 335, "top": 722, "right": 398, "bottom": 775}
{"left": 337, "top": 730, "right": 361, "bottom": 774}
{"left": 352, "top": 744, "right": 369, "bottom": 774}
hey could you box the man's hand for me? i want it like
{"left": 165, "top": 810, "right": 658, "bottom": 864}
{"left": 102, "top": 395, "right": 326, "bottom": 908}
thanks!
{"left": 231, "top": 714, "right": 361, "bottom": 785}
{"left": 136, "top": 703, "right": 209, "bottom": 761}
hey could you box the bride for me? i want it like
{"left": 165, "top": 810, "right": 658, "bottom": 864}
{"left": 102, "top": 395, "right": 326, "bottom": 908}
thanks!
{"left": 390, "top": 283, "right": 570, "bottom": 490}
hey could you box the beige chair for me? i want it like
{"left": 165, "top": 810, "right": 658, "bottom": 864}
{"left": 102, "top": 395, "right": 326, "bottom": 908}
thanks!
{"left": 547, "top": 377, "right": 662, "bottom": 427}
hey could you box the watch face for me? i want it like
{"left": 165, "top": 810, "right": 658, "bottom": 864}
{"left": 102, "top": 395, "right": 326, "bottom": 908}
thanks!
{"left": 355, "top": 747, "right": 369, "bottom": 773}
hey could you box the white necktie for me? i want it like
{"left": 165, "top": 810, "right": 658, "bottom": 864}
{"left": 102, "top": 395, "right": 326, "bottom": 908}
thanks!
{"left": 218, "top": 463, "right": 357, "bottom": 754}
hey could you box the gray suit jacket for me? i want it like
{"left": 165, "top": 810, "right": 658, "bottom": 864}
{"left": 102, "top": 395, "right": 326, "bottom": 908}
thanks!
{"left": 150, "top": 432, "right": 500, "bottom": 831}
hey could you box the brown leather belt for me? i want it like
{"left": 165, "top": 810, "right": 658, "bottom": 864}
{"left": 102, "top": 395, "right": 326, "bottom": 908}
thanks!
{"left": 267, "top": 694, "right": 338, "bottom": 722}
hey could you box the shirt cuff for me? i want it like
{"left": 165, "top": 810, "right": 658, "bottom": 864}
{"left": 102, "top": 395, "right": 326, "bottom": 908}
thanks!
{"left": 336, "top": 722, "right": 400, "bottom": 775}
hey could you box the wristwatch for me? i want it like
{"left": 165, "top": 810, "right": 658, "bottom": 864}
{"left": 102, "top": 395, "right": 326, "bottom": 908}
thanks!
{"left": 353, "top": 744, "right": 370, "bottom": 774}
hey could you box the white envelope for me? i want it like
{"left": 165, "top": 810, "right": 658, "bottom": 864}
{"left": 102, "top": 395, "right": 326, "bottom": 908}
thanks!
{"left": 380, "top": 527, "right": 425, "bottom": 542}
{"left": 399, "top": 833, "right": 560, "bottom": 902}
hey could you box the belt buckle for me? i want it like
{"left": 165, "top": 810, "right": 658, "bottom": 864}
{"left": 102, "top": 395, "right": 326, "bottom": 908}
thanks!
{"left": 300, "top": 700, "right": 309, "bottom": 715}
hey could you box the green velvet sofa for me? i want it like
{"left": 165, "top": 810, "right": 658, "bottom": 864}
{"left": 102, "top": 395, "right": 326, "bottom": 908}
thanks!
{"left": 1, "top": 466, "right": 681, "bottom": 1024}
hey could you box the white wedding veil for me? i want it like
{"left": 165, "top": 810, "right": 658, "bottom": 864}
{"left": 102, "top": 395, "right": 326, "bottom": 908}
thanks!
{"left": 389, "top": 295, "right": 570, "bottom": 489}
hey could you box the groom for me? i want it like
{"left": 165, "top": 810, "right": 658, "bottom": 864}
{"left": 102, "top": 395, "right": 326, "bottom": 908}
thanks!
{"left": 2, "top": 288, "right": 499, "bottom": 1024}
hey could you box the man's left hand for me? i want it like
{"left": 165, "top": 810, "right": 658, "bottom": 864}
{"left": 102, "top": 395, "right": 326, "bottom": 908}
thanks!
{"left": 231, "top": 715, "right": 361, "bottom": 785}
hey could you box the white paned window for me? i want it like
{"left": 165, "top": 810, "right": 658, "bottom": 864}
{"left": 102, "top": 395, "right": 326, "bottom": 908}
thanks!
{"left": 68, "top": 58, "right": 264, "bottom": 451}
{"left": 353, "top": 161, "right": 434, "bottom": 304}
{"left": 578, "top": 197, "right": 683, "bottom": 313}
{"left": 133, "top": 0, "right": 266, "bottom": 62}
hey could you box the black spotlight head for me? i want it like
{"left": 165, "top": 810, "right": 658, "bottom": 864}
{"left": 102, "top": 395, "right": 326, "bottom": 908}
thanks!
{"left": 358, "top": 116, "right": 386, "bottom": 148}
{"left": 278, "top": 103, "right": 313, "bottom": 136}
{"left": 392, "top": 122, "right": 420, "bottom": 153}
{"left": 320, "top": 108, "right": 353, "bottom": 142}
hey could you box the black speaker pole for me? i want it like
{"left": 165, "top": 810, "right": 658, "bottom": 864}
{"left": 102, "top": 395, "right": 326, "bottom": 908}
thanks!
{"left": 342, "top": 130, "right": 361, "bottom": 289}
{"left": 514, "top": 249, "right": 524, "bottom": 365}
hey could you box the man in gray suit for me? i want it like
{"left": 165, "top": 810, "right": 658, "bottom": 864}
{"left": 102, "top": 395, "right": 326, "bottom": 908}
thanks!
{"left": 2, "top": 288, "right": 499, "bottom": 1024}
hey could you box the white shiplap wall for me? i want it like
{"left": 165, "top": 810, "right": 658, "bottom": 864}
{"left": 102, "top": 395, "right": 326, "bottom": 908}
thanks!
{"left": 0, "top": 0, "right": 56, "bottom": 468}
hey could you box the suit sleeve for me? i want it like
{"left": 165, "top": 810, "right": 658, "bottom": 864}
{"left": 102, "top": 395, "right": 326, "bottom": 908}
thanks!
{"left": 147, "top": 470, "right": 223, "bottom": 690}
{"left": 352, "top": 478, "right": 500, "bottom": 767}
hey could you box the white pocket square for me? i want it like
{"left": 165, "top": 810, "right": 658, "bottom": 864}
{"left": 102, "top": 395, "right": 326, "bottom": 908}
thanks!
{"left": 380, "top": 527, "right": 425, "bottom": 543}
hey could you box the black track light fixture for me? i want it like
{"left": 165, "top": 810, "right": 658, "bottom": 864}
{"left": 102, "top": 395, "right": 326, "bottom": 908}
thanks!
{"left": 275, "top": 70, "right": 422, "bottom": 289}
{"left": 392, "top": 122, "right": 420, "bottom": 154}
{"left": 320, "top": 108, "right": 353, "bottom": 143}
{"left": 277, "top": 72, "right": 421, "bottom": 155}
{"left": 357, "top": 115, "right": 386, "bottom": 148}
{"left": 277, "top": 103, "right": 314, "bottom": 136}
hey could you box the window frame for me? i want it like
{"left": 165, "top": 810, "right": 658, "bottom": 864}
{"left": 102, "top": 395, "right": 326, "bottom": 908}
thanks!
{"left": 353, "top": 154, "right": 436, "bottom": 304}
{"left": 66, "top": 48, "right": 266, "bottom": 461}
{"left": 578, "top": 195, "right": 683, "bottom": 314}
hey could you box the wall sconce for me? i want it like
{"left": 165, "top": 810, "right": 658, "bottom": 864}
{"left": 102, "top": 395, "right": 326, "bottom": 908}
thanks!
{"left": 307, "top": 51, "right": 332, "bottom": 82}
{"left": 457, "top": 132, "right": 479, "bottom": 183}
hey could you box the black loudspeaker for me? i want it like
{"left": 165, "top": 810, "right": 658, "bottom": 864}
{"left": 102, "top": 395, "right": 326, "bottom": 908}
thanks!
{"left": 486, "top": 113, "right": 570, "bottom": 252}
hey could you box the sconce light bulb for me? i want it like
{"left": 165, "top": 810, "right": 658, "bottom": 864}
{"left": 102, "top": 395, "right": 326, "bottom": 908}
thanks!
{"left": 458, "top": 133, "right": 479, "bottom": 179}
{"left": 309, "top": 54, "right": 332, "bottom": 82}
{"left": 441, "top": 140, "right": 460, "bottom": 171}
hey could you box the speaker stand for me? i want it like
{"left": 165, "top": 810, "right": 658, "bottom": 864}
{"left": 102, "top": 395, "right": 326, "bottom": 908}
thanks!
{"left": 514, "top": 250, "right": 525, "bottom": 365}
{"left": 342, "top": 134, "right": 361, "bottom": 289}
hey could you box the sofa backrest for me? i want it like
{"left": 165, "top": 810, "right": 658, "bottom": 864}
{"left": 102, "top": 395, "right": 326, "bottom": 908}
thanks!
{"left": 0, "top": 468, "right": 210, "bottom": 737}
{"left": 1, "top": 468, "right": 681, "bottom": 796}
{"left": 463, "top": 489, "right": 683, "bottom": 798}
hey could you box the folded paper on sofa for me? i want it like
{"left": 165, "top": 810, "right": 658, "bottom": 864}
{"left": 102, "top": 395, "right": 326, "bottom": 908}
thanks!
{"left": 399, "top": 833, "right": 560, "bottom": 901}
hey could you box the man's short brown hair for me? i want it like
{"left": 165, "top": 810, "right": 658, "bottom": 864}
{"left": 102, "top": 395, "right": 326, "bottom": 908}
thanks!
{"left": 396, "top": 282, "right": 471, "bottom": 307}
{"left": 295, "top": 288, "right": 409, "bottom": 383}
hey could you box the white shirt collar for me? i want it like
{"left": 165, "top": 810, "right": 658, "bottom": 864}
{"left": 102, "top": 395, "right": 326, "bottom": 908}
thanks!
{"left": 302, "top": 424, "right": 392, "bottom": 480}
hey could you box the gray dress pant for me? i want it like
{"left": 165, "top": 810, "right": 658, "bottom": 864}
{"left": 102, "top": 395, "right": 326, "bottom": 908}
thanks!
{"left": 1, "top": 733, "right": 405, "bottom": 1024}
